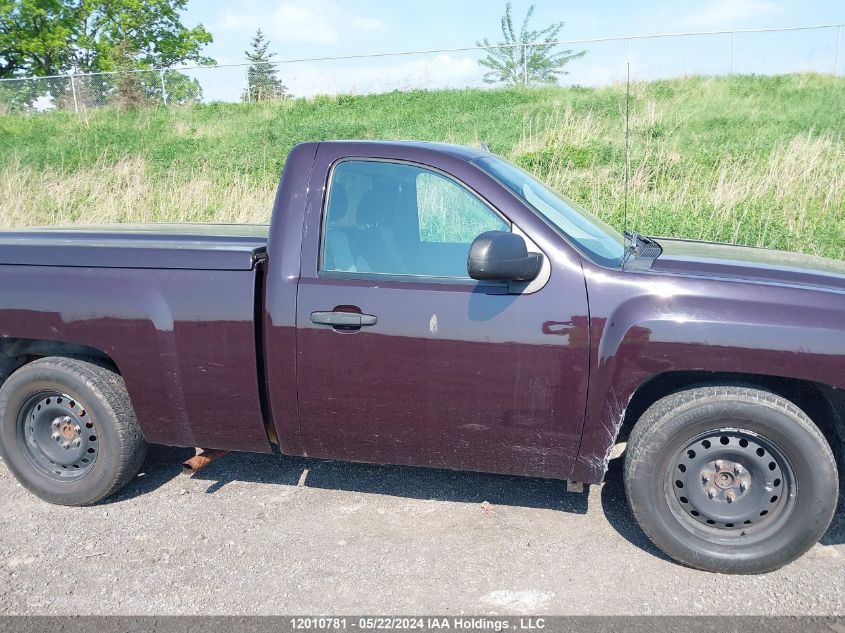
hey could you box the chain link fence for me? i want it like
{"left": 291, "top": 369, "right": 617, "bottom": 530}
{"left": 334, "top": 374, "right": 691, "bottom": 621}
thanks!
{"left": 0, "top": 69, "right": 205, "bottom": 114}
{"left": 0, "top": 23, "right": 841, "bottom": 115}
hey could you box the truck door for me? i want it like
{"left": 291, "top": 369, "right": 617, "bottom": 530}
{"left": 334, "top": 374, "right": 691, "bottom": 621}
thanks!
{"left": 294, "top": 144, "right": 590, "bottom": 480}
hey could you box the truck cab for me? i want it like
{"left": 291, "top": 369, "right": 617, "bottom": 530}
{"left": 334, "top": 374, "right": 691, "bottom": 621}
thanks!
{"left": 265, "top": 141, "right": 593, "bottom": 479}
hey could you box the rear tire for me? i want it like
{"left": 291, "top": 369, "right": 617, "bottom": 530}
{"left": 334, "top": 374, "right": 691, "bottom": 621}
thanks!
{"left": 624, "top": 385, "right": 838, "bottom": 574}
{"left": 0, "top": 357, "right": 147, "bottom": 506}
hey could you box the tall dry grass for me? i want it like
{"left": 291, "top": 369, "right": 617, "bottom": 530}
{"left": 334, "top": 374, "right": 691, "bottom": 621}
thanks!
{"left": 0, "top": 157, "right": 275, "bottom": 226}
{"left": 1, "top": 75, "right": 842, "bottom": 259}
{"left": 512, "top": 100, "right": 845, "bottom": 258}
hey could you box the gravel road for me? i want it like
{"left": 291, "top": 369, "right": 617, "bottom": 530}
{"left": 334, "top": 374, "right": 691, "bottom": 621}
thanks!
{"left": 1, "top": 446, "right": 843, "bottom": 615}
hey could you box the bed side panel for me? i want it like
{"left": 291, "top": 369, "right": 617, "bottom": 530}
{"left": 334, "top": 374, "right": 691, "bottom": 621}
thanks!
{"left": 0, "top": 264, "right": 270, "bottom": 453}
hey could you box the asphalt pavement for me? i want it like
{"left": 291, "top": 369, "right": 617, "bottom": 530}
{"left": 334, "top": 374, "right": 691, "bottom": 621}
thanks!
{"left": 1, "top": 446, "right": 843, "bottom": 615}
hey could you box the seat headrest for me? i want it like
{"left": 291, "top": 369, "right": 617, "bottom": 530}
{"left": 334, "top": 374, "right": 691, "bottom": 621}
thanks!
{"left": 327, "top": 186, "right": 349, "bottom": 222}
{"left": 357, "top": 189, "right": 395, "bottom": 228}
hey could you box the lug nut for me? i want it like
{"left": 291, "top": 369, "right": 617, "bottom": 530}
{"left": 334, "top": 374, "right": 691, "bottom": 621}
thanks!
{"left": 707, "top": 487, "right": 718, "bottom": 499}
{"left": 61, "top": 441, "right": 70, "bottom": 450}
{"left": 739, "top": 481, "right": 747, "bottom": 492}
{"left": 701, "top": 474, "right": 710, "bottom": 484}
{"left": 52, "top": 420, "right": 61, "bottom": 429}
{"left": 72, "top": 438, "right": 81, "bottom": 448}
{"left": 51, "top": 432, "right": 61, "bottom": 440}
{"left": 714, "top": 461, "right": 723, "bottom": 470}
{"left": 74, "top": 425, "right": 81, "bottom": 434}
{"left": 734, "top": 465, "right": 743, "bottom": 475}
{"left": 726, "top": 493, "right": 735, "bottom": 503}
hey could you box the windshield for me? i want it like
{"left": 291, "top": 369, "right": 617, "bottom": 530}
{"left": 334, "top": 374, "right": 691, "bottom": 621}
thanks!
{"left": 473, "top": 156, "right": 626, "bottom": 267}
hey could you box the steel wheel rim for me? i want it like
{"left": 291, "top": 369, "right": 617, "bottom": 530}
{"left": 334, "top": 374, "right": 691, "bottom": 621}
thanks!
{"left": 17, "top": 391, "right": 99, "bottom": 481}
{"left": 665, "top": 427, "right": 796, "bottom": 540}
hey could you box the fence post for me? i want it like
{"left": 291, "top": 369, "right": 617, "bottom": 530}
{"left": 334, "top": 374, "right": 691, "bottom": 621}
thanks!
{"left": 332, "top": 59, "right": 339, "bottom": 97}
{"left": 69, "top": 73, "right": 79, "bottom": 114}
{"left": 730, "top": 32, "right": 736, "bottom": 74}
{"left": 523, "top": 44, "right": 528, "bottom": 86}
{"left": 836, "top": 26, "right": 842, "bottom": 76}
{"left": 160, "top": 69, "right": 167, "bottom": 105}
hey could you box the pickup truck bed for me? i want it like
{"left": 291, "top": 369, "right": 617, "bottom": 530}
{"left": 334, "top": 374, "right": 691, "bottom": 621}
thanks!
{"left": 0, "top": 223, "right": 272, "bottom": 453}
{"left": 0, "top": 224, "right": 268, "bottom": 270}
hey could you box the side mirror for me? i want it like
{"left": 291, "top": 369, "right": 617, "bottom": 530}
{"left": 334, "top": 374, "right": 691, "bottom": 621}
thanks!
{"left": 467, "top": 231, "right": 543, "bottom": 282}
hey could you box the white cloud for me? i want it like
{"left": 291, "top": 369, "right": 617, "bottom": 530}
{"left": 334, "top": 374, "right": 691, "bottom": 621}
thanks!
{"left": 219, "top": 12, "right": 258, "bottom": 32}
{"left": 273, "top": 3, "right": 338, "bottom": 43}
{"left": 218, "top": 0, "right": 386, "bottom": 45}
{"left": 337, "top": 54, "right": 480, "bottom": 94}
{"left": 681, "top": 0, "right": 782, "bottom": 28}
{"left": 350, "top": 17, "right": 386, "bottom": 32}
{"left": 272, "top": 54, "right": 482, "bottom": 98}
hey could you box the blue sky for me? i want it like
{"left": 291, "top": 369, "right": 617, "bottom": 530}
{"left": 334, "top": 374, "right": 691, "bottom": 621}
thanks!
{"left": 177, "top": 0, "right": 845, "bottom": 100}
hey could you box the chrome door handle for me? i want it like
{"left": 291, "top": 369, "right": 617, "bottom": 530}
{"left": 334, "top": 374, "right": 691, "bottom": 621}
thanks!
{"left": 310, "top": 311, "right": 377, "bottom": 327}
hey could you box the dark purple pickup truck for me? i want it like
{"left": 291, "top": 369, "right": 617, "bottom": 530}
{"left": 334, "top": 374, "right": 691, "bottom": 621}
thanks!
{"left": 1, "top": 141, "right": 843, "bottom": 573}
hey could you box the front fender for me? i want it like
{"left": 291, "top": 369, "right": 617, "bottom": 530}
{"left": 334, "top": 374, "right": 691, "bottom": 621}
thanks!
{"left": 570, "top": 271, "right": 845, "bottom": 484}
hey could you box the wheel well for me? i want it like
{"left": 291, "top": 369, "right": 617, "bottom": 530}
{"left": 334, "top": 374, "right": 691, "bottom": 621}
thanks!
{"left": 619, "top": 371, "right": 845, "bottom": 476}
{"left": 0, "top": 338, "right": 119, "bottom": 388}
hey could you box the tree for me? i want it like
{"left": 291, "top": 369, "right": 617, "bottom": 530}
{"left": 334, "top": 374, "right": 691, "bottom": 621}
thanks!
{"left": 109, "top": 41, "right": 150, "bottom": 110}
{"left": 0, "top": 0, "right": 212, "bottom": 110}
{"left": 158, "top": 70, "right": 202, "bottom": 105}
{"left": 242, "top": 29, "right": 286, "bottom": 102}
{"left": 0, "top": 0, "right": 213, "bottom": 77}
{"left": 71, "top": 0, "right": 214, "bottom": 74}
{"left": 0, "top": 77, "right": 38, "bottom": 113}
{"left": 0, "top": 0, "right": 77, "bottom": 78}
{"left": 476, "top": 2, "right": 586, "bottom": 86}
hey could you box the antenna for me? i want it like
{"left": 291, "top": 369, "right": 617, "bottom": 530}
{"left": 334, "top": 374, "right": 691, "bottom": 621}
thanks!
{"left": 623, "top": 59, "right": 631, "bottom": 243}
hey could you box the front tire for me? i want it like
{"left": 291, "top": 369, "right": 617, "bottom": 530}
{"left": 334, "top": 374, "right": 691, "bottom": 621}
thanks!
{"left": 624, "top": 385, "right": 838, "bottom": 574}
{"left": 0, "top": 357, "right": 147, "bottom": 506}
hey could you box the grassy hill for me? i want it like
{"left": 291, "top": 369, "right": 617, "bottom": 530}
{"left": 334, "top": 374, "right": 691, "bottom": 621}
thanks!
{"left": 0, "top": 73, "right": 843, "bottom": 259}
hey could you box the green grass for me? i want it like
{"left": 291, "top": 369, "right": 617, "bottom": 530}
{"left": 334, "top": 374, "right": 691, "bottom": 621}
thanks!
{"left": 0, "top": 73, "right": 843, "bottom": 259}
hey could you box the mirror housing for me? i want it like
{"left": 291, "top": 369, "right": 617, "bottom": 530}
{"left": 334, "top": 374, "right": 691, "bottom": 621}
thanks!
{"left": 467, "top": 231, "right": 543, "bottom": 282}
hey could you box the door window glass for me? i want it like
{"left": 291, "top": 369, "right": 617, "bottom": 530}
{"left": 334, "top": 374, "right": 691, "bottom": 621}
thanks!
{"left": 322, "top": 160, "right": 509, "bottom": 278}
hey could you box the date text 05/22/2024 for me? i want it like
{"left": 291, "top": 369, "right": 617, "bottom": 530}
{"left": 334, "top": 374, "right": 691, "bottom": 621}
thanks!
{"left": 289, "top": 617, "right": 547, "bottom": 631}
